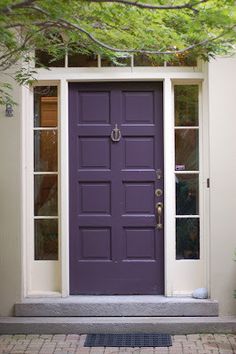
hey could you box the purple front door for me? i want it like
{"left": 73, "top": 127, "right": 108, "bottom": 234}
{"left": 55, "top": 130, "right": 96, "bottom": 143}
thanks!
{"left": 69, "top": 82, "right": 164, "bottom": 294}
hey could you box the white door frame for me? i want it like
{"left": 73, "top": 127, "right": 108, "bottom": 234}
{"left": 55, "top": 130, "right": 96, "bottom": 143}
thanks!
{"left": 21, "top": 66, "right": 209, "bottom": 298}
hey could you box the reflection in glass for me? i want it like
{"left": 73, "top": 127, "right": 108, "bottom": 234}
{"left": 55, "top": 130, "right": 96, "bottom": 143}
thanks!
{"left": 68, "top": 53, "right": 98, "bottom": 67}
{"left": 34, "top": 175, "right": 58, "bottom": 216}
{"left": 34, "top": 86, "right": 58, "bottom": 127}
{"left": 35, "top": 50, "right": 65, "bottom": 68}
{"left": 34, "top": 130, "right": 58, "bottom": 171}
{"left": 35, "top": 219, "right": 58, "bottom": 260}
{"left": 175, "top": 129, "right": 199, "bottom": 171}
{"left": 167, "top": 55, "right": 197, "bottom": 67}
{"left": 134, "top": 54, "right": 164, "bottom": 66}
{"left": 175, "top": 85, "right": 198, "bottom": 126}
{"left": 176, "top": 218, "right": 199, "bottom": 259}
{"left": 101, "top": 56, "right": 131, "bottom": 67}
{"left": 176, "top": 174, "right": 199, "bottom": 215}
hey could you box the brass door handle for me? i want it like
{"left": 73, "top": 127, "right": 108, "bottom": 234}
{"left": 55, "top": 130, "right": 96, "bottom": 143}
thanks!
{"left": 156, "top": 202, "right": 163, "bottom": 230}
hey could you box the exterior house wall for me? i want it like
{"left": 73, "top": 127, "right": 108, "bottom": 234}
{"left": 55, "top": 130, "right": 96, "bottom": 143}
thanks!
{"left": 0, "top": 57, "right": 235, "bottom": 316}
{"left": 208, "top": 56, "right": 236, "bottom": 315}
{"left": 0, "top": 75, "right": 22, "bottom": 316}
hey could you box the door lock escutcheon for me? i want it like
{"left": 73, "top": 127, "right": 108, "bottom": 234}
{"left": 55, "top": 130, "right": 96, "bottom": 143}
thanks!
{"left": 155, "top": 188, "right": 163, "bottom": 197}
{"left": 156, "top": 169, "right": 162, "bottom": 180}
{"left": 156, "top": 202, "right": 163, "bottom": 230}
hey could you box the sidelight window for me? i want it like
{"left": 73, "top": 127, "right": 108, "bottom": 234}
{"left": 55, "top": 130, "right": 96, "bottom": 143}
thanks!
{"left": 33, "top": 86, "right": 59, "bottom": 260}
{"left": 174, "top": 85, "right": 200, "bottom": 260}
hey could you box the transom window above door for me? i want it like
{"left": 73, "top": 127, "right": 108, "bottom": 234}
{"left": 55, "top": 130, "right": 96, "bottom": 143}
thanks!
{"left": 35, "top": 50, "right": 197, "bottom": 68}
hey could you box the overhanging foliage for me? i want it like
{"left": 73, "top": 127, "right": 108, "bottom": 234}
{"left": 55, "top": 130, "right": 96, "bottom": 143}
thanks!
{"left": 0, "top": 0, "right": 235, "bottom": 102}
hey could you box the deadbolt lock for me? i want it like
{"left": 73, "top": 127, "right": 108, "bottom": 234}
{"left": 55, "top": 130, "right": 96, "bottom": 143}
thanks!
{"left": 155, "top": 189, "right": 163, "bottom": 197}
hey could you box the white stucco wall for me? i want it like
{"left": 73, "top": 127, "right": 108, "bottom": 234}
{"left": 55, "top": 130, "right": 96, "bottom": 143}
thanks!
{"left": 208, "top": 56, "right": 236, "bottom": 315}
{"left": 0, "top": 75, "right": 22, "bottom": 316}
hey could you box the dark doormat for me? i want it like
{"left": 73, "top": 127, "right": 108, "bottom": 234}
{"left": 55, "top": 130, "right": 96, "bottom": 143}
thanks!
{"left": 84, "top": 333, "right": 172, "bottom": 347}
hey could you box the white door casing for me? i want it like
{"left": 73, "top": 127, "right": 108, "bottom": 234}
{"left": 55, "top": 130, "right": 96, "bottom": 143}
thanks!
{"left": 21, "top": 65, "right": 209, "bottom": 298}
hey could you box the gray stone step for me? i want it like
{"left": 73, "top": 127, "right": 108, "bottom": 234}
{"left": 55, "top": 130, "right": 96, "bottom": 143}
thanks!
{"left": 0, "top": 316, "right": 235, "bottom": 335}
{"left": 15, "top": 296, "right": 219, "bottom": 317}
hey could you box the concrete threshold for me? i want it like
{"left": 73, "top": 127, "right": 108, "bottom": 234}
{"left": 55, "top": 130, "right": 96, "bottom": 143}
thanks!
{"left": 15, "top": 295, "right": 219, "bottom": 317}
{"left": 0, "top": 316, "right": 235, "bottom": 335}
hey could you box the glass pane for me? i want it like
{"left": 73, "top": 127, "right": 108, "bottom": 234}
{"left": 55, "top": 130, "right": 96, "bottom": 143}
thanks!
{"left": 176, "top": 174, "right": 199, "bottom": 215}
{"left": 35, "top": 219, "right": 58, "bottom": 260}
{"left": 134, "top": 54, "right": 164, "bottom": 66}
{"left": 34, "top": 86, "right": 58, "bottom": 127}
{"left": 175, "top": 85, "right": 198, "bottom": 126}
{"left": 68, "top": 53, "right": 98, "bottom": 67}
{"left": 167, "top": 55, "right": 197, "bottom": 67}
{"left": 34, "top": 130, "right": 58, "bottom": 172}
{"left": 176, "top": 218, "right": 199, "bottom": 259}
{"left": 175, "top": 129, "right": 199, "bottom": 171}
{"left": 35, "top": 50, "right": 65, "bottom": 67}
{"left": 34, "top": 175, "right": 58, "bottom": 216}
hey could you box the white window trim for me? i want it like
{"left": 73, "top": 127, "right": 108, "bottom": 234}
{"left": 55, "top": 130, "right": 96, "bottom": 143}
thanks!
{"left": 171, "top": 79, "right": 209, "bottom": 296}
{"left": 21, "top": 66, "right": 209, "bottom": 298}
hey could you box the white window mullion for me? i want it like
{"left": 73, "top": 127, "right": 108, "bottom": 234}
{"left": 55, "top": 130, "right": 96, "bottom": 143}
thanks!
{"left": 33, "top": 172, "right": 59, "bottom": 175}
{"left": 33, "top": 127, "right": 58, "bottom": 131}
{"left": 175, "top": 215, "right": 200, "bottom": 218}
{"left": 34, "top": 216, "right": 59, "bottom": 219}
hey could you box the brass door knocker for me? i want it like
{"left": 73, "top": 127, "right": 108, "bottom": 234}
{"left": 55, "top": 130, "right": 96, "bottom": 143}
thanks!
{"left": 111, "top": 124, "right": 121, "bottom": 142}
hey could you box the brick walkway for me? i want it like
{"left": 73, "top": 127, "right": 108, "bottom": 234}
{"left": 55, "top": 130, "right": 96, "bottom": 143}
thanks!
{"left": 0, "top": 334, "right": 236, "bottom": 354}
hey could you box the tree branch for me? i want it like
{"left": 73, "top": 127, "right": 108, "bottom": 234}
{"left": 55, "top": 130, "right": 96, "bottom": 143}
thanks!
{"left": 86, "top": 0, "right": 209, "bottom": 10}
{"left": 28, "top": 4, "right": 235, "bottom": 56}
{"left": 0, "top": 0, "right": 37, "bottom": 14}
{"left": 0, "top": 0, "right": 210, "bottom": 14}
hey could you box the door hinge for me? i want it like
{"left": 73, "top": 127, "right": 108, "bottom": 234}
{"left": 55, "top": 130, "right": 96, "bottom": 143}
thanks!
{"left": 207, "top": 178, "right": 210, "bottom": 188}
